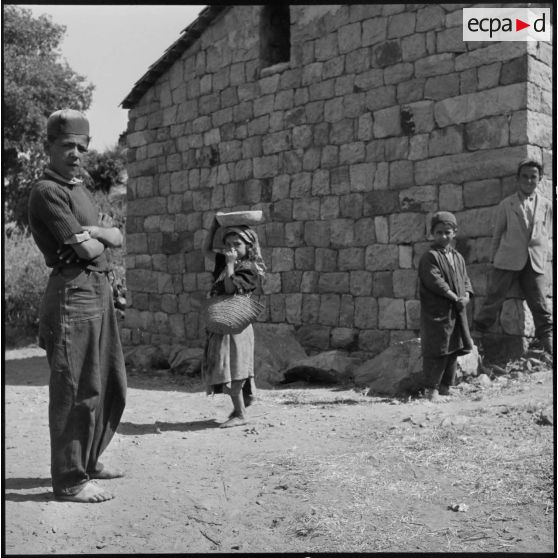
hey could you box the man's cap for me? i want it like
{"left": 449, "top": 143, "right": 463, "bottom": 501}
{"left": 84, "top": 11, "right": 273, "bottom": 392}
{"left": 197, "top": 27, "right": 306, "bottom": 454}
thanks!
{"left": 46, "top": 109, "right": 90, "bottom": 138}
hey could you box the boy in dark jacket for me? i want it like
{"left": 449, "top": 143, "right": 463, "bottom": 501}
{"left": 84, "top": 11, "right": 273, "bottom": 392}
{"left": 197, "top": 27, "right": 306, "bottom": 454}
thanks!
{"left": 418, "top": 211, "right": 474, "bottom": 401}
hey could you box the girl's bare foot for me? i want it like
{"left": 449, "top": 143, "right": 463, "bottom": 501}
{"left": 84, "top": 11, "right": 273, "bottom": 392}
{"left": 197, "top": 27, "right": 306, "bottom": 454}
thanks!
{"left": 55, "top": 481, "right": 114, "bottom": 503}
{"left": 219, "top": 416, "right": 248, "bottom": 428}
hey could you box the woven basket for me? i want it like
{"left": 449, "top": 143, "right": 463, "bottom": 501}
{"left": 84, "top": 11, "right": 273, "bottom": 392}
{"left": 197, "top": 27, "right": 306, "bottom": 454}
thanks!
{"left": 201, "top": 294, "right": 265, "bottom": 335}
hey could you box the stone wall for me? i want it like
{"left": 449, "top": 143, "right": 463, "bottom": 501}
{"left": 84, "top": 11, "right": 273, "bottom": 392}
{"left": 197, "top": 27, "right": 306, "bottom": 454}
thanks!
{"left": 122, "top": 4, "right": 553, "bottom": 356}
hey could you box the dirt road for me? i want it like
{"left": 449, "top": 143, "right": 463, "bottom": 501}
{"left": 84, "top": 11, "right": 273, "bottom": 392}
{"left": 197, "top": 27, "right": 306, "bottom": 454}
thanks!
{"left": 4, "top": 347, "right": 555, "bottom": 553}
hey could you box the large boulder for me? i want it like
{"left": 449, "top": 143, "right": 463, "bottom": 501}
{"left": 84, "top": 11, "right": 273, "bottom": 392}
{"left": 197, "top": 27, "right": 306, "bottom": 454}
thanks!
{"left": 253, "top": 323, "right": 308, "bottom": 388}
{"left": 124, "top": 345, "right": 169, "bottom": 373}
{"left": 283, "top": 350, "right": 362, "bottom": 384}
{"left": 353, "top": 338, "right": 480, "bottom": 396}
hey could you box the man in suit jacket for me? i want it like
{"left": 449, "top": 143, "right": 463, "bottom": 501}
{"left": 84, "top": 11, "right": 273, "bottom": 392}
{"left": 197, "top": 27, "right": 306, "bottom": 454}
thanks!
{"left": 473, "top": 159, "right": 553, "bottom": 354}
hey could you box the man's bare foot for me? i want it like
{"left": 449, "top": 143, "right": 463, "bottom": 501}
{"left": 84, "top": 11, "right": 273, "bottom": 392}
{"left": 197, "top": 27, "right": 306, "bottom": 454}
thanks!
{"left": 89, "top": 468, "right": 125, "bottom": 480}
{"left": 55, "top": 481, "right": 114, "bottom": 503}
{"left": 220, "top": 416, "right": 247, "bottom": 428}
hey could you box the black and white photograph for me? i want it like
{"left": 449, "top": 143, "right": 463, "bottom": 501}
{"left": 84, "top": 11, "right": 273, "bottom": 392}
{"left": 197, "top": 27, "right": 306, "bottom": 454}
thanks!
{"left": 3, "top": 3, "right": 554, "bottom": 554}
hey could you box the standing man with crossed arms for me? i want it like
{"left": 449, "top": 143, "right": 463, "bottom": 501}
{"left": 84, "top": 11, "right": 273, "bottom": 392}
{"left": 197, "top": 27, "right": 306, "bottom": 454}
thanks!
{"left": 473, "top": 159, "right": 553, "bottom": 355}
{"left": 28, "top": 109, "right": 127, "bottom": 503}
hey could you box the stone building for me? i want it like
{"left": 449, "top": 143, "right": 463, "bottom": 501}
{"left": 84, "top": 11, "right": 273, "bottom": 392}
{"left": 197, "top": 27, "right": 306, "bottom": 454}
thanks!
{"left": 121, "top": 4, "right": 553, "bottom": 359}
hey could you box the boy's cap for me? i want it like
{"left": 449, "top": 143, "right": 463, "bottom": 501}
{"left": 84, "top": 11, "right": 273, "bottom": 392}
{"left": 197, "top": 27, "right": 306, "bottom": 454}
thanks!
{"left": 46, "top": 109, "right": 90, "bottom": 138}
{"left": 431, "top": 211, "right": 457, "bottom": 232}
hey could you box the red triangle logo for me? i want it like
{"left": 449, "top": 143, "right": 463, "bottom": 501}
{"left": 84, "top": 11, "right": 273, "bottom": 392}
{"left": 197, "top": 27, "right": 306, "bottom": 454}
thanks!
{"left": 516, "top": 18, "right": 530, "bottom": 31}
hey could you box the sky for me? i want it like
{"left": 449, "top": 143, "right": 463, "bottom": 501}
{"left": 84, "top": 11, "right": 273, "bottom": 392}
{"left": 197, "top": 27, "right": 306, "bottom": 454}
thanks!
{"left": 23, "top": 5, "right": 206, "bottom": 151}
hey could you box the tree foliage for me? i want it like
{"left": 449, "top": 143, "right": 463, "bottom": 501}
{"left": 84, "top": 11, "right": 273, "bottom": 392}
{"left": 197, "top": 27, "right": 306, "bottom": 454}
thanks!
{"left": 3, "top": 5, "right": 95, "bottom": 228}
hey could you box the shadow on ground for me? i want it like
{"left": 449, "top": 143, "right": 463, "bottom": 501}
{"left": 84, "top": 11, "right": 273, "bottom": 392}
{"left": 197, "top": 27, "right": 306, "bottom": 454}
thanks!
{"left": 117, "top": 419, "right": 219, "bottom": 435}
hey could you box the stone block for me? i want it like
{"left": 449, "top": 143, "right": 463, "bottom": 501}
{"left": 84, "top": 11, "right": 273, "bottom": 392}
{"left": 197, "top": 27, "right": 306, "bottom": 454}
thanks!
{"left": 293, "top": 198, "right": 321, "bottom": 221}
{"left": 378, "top": 298, "right": 406, "bottom": 329}
{"left": 338, "top": 248, "right": 364, "bottom": 271}
{"left": 330, "top": 219, "right": 354, "bottom": 248}
{"left": 436, "top": 26, "right": 467, "bottom": 53}
{"left": 354, "top": 297, "right": 378, "bottom": 329}
{"left": 290, "top": 173, "right": 312, "bottom": 198}
{"left": 365, "top": 86, "right": 397, "bottom": 111}
{"left": 321, "top": 145, "right": 339, "bottom": 168}
{"left": 311, "top": 169, "right": 330, "bottom": 195}
{"left": 415, "top": 53, "right": 454, "bottom": 78}
{"left": 319, "top": 294, "right": 341, "bottom": 326}
{"left": 373, "top": 40, "right": 403, "bottom": 67}
{"left": 315, "top": 248, "right": 337, "bottom": 272}
{"left": 330, "top": 119, "right": 354, "bottom": 145}
{"left": 501, "top": 299, "right": 535, "bottom": 337}
{"left": 301, "top": 272, "right": 319, "bottom": 294}
{"left": 399, "top": 185, "right": 437, "bottom": 212}
{"left": 416, "top": 4, "right": 445, "bottom": 31}
{"left": 350, "top": 163, "right": 376, "bottom": 192}
{"left": 384, "top": 63, "right": 414, "bottom": 86}
{"left": 269, "top": 294, "right": 286, "bottom": 323}
{"left": 350, "top": 271, "right": 373, "bottom": 296}
{"left": 319, "top": 272, "right": 350, "bottom": 294}
{"left": 388, "top": 12, "right": 415, "bottom": 38}
{"left": 339, "top": 193, "right": 363, "bottom": 219}
{"left": 365, "top": 244, "right": 399, "bottom": 271}
{"left": 331, "top": 167, "right": 351, "bottom": 195}
{"left": 439, "top": 183, "right": 463, "bottom": 211}
{"left": 340, "top": 143, "right": 365, "bottom": 165}
{"left": 415, "top": 145, "right": 528, "bottom": 185}
{"left": 401, "top": 34, "right": 426, "bottom": 62}
{"left": 528, "top": 57, "right": 552, "bottom": 93}
{"left": 435, "top": 84, "right": 525, "bottom": 128}
{"left": 285, "top": 294, "right": 303, "bottom": 325}
{"left": 398, "top": 245, "right": 413, "bottom": 270}
{"left": 463, "top": 179, "right": 501, "bottom": 208}
{"left": 364, "top": 190, "right": 399, "bottom": 216}
{"left": 409, "top": 134, "right": 429, "bottom": 160}
{"left": 362, "top": 17, "right": 387, "bottom": 47}
{"left": 374, "top": 216, "right": 389, "bottom": 243}
{"left": 373, "top": 162, "right": 389, "bottom": 190}
{"left": 357, "top": 113, "right": 374, "bottom": 141}
{"left": 127, "top": 269, "right": 158, "bottom": 293}
{"left": 373, "top": 106, "right": 401, "bottom": 138}
{"left": 465, "top": 116, "right": 509, "bottom": 151}
{"left": 405, "top": 300, "right": 421, "bottom": 330}
{"left": 305, "top": 222, "right": 331, "bottom": 248}
{"left": 429, "top": 126, "right": 464, "bottom": 157}
{"left": 389, "top": 160, "right": 414, "bottom": 188}
{"left": 456, "top": 42, "right": 527, "bottom": 72}
{"left": 384, "top": 137, "right": 409, "bottom": 161}
{"left": 373, "top": 271, "right": 393, "bottom": 297}
{"left": 405, "top": 100, "right": 435, "bottom": 133}
{"left": 315, "top": 34, "right": 339, "bottom": 61}
{"left": 354, "top": 218, "right": 377, "bottom": 245}
{"left": 478, "top": 62, "right": 501, "bottom": 90}
{"left": 358, "top": 330, "right": 390, "bottom": 354}
{"left": 390, "top": 213, "right": 426, "bottom": 243}
{"left": 338, "top": 22, "right": 362, "bottom": 54}
{"left": 424, "top": 73, "right": 460, "bottom": 100}
{"left": 393, "top": 269, "right": 418, "bottom": 298}
{"left": 354, "top": 69, "right": 384, "bottom": 91}
{"left": 346, "top": 49, "right": 370, "bottom": 75}
{"left": 397, "top": 79, "right": 425, "bottom": 103}
{"left": 295, "top": 324, "right": 330, "bottom": 351}
{"left": 295, "top": 247, "right": 315, "bottom": 271}
{"left": 456, "top": 207, "right": 496, "bottom": 238}
{"left": 321, "top": 196, "right": 340, "bottom": 219}
{"left": 331, "top": 328, "right": 358, "bottom": 349}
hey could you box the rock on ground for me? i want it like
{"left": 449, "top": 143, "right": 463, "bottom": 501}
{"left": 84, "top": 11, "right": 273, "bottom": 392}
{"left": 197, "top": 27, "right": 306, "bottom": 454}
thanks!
{"left": 353, "top": 338, "right": 480, "bottom": 396}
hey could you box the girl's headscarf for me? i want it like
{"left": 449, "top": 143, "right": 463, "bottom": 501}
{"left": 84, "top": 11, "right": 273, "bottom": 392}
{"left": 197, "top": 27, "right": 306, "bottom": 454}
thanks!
{"left": 222, "top": 225, "right": 266, "bottom": 276}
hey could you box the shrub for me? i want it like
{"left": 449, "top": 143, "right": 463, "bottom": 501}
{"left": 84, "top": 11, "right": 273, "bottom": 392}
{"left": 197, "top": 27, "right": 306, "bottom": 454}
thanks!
{"left": 4, "top": 225, "right": 50, "bottom": 346}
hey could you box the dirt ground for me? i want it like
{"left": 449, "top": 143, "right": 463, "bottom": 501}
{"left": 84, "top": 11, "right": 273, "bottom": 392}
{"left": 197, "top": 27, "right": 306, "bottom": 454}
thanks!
{"left": 3, "top": 346, "right": 555, "bottom": 554}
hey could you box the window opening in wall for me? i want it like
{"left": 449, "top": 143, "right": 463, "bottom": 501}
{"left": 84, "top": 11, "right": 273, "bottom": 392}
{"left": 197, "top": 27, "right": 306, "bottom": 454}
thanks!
{"left": 260, "top": 5, "right": 290, "bottom": 68}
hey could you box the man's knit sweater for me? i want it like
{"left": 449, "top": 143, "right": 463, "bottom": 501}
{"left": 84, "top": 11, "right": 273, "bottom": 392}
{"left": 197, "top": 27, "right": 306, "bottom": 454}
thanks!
{"left": 28, "top": 171, "right": 110, "bottom": 271}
